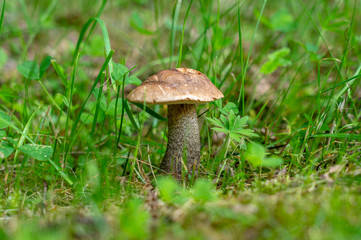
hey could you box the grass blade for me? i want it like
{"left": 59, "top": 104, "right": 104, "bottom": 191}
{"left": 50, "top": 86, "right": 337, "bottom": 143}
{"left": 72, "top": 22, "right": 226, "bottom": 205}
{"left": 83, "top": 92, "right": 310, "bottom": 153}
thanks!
{"left": 131, "top": 102, "right": 166, "bottom": 121}
{"left": 65, "top": 50, "right": 114, "bottom": 162}
{"left": 91, "top": 72, "right": 106, "bottom": 136}
{"left": 0, "top": 0, "right": 6, "bottom": 36}
{"left": 13, "top": 107, "right": 40, "bottom": 164}
{"left": 169, "top": 0, "right": 182, "bottom": 68}
{"left": 310, "top": 133, "right": 361, "bottom": 141}
{"left": 322, "top": 74, "right": 361, "bottom": 93}
{"left": 72, "top": 17, "right": 115, "bottom": 87}
{"left": 177, "top": 0, "right": 194, "bottom": 68}
{"left": 51, "top": 59, "right": 68, "bottom": 87}
{"left": 124, "top": 100, "right": 139, "bottom": 130}
{"left": 48, "top": 159, "right": 74, "bottom": 185}
{"left": 237, "top": 0, "right": 268, "bottom": 114}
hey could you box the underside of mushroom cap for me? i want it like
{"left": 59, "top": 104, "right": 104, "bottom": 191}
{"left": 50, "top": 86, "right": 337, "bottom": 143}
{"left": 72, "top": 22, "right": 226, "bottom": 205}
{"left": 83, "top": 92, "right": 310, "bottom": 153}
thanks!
{"left": 126, "top": 68, "right": 224, "bottom": 104}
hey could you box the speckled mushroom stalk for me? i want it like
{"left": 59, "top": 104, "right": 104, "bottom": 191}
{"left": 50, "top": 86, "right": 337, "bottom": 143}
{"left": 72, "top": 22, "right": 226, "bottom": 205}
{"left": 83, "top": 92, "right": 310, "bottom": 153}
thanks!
{"left": 160, "top": 104, "right": 200, "bottom": 177}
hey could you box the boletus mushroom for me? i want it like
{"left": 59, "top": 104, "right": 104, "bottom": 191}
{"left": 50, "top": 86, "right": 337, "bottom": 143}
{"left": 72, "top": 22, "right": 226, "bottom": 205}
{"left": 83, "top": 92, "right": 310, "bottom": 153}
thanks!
{"left": 127, "top": 68, "right": 223, "bottom": 177}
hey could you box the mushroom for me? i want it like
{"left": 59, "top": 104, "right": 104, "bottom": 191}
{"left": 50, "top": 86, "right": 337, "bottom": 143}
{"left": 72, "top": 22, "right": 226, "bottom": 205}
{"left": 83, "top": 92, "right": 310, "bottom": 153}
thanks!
{"left": 127, "top": 68, "right": 223, "bottom": 177}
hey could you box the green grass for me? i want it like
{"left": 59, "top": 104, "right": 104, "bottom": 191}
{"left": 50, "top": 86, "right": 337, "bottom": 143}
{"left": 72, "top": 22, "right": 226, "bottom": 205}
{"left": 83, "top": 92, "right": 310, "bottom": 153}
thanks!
{"left": 0, "top": 0, "right": 361, "bottom": 239}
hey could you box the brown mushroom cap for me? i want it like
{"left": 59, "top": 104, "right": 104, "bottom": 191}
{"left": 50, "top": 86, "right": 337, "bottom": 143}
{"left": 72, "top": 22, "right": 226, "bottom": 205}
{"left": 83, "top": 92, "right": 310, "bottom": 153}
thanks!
{"left": 126, "top": 68, "right": 224, "bottom": 105}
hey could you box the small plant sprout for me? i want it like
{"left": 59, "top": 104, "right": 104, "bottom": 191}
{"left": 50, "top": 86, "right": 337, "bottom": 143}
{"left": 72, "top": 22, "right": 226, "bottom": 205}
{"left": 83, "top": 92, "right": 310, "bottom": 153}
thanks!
{"left": 206, "top": 102, "right": 258, "bottom": 164}
{"left": 127, "top": 68, "right": 223, "bottom": 178}
{"left": 245, "top": 142, "right": 283, "bottom": 168}
{"left": 206, "top": 102, "right": 258, "bottom": 145}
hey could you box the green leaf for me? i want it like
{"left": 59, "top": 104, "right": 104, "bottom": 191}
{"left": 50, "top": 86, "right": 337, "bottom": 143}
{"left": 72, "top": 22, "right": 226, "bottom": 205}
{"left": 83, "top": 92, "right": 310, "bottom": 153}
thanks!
{"left": 208, "top": 111, "right": 257, "bottom": 143}
{"left": 228, "top": 111, "right": 236, "bottom": 128}
{"left": 80, "top": 112, "right": 94, "bottom": 125}
{"left": 260, "top": 61, "right": 278, "bottom": 74}
{"left": 262, "top": 156, "right": 283, "bottom": 167}
{"left": 245, "top": 142, "right": 266, "bottom": 167}
{"left": 106, "top": 98, "right": 123, "bottom": 116}
{"left": 0, "top": 142, "right": 14, "bottom": 159}
{"left": 211, "top": 127, "right": 230, "bottom": 135}
{"left": 111, "top": 62, "right": 129, "bottom": 81}
{"left": 92, "top": 88, "right": 107, "bottom": 111}
{"left": 235, "top": 129, "right": 258, "bottom": 137}
{"left": 229, "top": 132, "right": 243, "bottom": 143}
{"left": 208, "top": 102, "right": 257, "bottom": 144}
{"left": 55, "top": 93, "right": 69, "bottom": 108}
{"left": 261, "top": 48, "right": 291, "bottom": 74}
{"left": 39, "top": 56, "right": 53, "bottom": 78}
{"left": 270, "top": 9, "right": 294, "bottom": 32}
{"left": 214, "top": 99, "right": 223, "bottom": 109}
{"left": 130, "top": 11, "right": 144, "bottom": 29}
{"left": 4, "top": 137, "right": 17, "bottom": 146}
{"left": 19, "top": 144, "right": 53, "bottom": 161}
{"left": 126, "top": 76, "right": 142, "bottom": 86}
{"left": 268, "top": 48, "right": 290, "bottom": 61}
{"left": 130, "top": 11, "right": 153, "bottom": 35}
{"left": 206, "top": 117, "right": 224, "bottom": 129}
{"left": 234, "top": 116, "right": 248, "bottom": 129}
{"left": 219, "top": 102, "right": 239, "bottom": 115}
{"left": 0, "top": 111, "right": 11, "bottom": 129}
{"left": 245, "top": 142, "right": 282, "bottom": 168}
{"left": 17, "top": 61, "right": 40, "bottom": 80}
{"left": 220, "top": 114, "right": 228, "bottom": 128}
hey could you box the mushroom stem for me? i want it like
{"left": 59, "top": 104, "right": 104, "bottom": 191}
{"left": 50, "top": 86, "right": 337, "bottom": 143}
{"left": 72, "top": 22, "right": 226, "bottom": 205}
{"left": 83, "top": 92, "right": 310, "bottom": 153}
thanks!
{"left": 160, "top": 104, "right": 200, "bottom": 177}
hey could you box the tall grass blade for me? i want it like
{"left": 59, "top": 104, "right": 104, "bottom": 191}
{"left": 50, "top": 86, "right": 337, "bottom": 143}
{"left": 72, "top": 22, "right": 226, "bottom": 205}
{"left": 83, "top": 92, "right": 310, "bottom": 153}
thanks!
{"left": 91, "top": 72, "right": 106, "bottom": 136}
{"left": 131, "top": 103, "right": 166, "bottom": 121}
{"left": 124, "top": 100, "right": 139, "bottom": 130}
{"left": 0, "top": 0, "right": 6, "bottom": 35}
{"left": 310, "top": 133, "right": 361, "bottom": 141}
{"left": 169, "top": 0, "right": 182, "bottom": 68}
{"left": 117, "top": 75, "right": 127, "bottom": 149}
{"left": 65, "top": 50, "right": 114, "bottom": 162}
{"left": 72, "top": 17, "right": 115, "bottom": 88}
{"left": 48, "top": 159, "right": 74, "bottom": 185}
{"left": 177, "top": 0, "right": 194, "bottom": 68}
{"left": 237, "top": 0, "right": 267, "bottom": 115}
{"left": 322, "top": 73, "right": 361, "bottom": 93}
